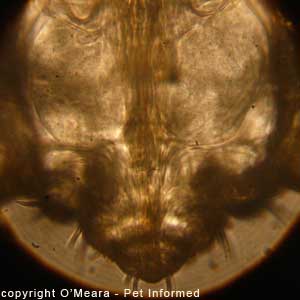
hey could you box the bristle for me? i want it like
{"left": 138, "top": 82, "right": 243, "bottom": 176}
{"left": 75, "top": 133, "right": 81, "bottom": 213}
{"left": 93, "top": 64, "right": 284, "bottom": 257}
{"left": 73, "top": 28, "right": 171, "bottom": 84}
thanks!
{"left": 216, "top": 230, "right": 232, "bottom": 260}
{"left": 16, "top": 199, "right": 39, "bottom": 207}
{"left": 123, "top": 274, "right": 133, "bottom": 286}
{"left": 66, "top": 226, "right": 82, "bottom": 248}
{"left": 165, "top": 276, "right": 173, "bottom": 291}
{"left": 132, "top": 278, "right": 139, "bottom": 291}
{"left": 75, "top": 235, "right": 88, "bottom": 263}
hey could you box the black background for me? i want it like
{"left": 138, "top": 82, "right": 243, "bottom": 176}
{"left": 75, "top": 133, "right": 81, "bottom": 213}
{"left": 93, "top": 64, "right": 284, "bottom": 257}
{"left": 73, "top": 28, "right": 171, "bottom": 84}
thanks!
{"left": 0, "top": 1, "right": 300, "bottom": 299}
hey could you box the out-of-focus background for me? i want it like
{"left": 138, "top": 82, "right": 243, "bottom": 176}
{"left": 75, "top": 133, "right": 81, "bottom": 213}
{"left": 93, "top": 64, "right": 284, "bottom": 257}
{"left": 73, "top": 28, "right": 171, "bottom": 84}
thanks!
{"left": 0, "top": 0, "right": 300, "bottom": 298}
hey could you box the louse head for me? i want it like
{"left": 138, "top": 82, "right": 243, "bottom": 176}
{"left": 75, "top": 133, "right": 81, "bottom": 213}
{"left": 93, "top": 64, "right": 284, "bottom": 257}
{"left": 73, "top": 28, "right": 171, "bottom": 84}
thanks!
{"left": 89, "top": 194, "right": 212, "bottom": 283}
{"left": 80, "top": 150, "right": 215, "bottom": 283}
